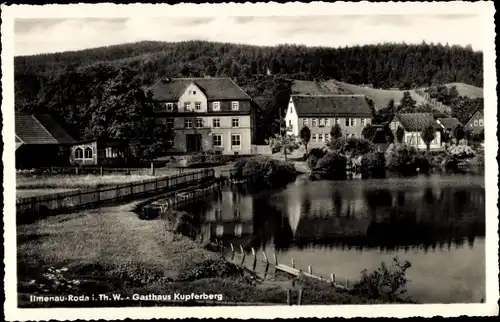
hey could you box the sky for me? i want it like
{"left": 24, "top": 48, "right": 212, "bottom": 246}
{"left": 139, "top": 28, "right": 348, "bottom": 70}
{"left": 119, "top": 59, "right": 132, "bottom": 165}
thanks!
{"left": 14, "top": 14, "right": 484, "bottom": 56}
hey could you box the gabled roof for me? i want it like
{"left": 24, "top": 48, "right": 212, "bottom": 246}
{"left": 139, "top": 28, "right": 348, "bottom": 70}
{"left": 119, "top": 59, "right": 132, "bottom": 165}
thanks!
{"left": 15, "top": 112, "right": 76, "bottom": 145}
{"left": 149, "top": 77, "right": 251, "bottom": 101}
{"left": 394, "top": 113, "right": 437, "bottom": 132}
{"left": 291, "top": 94, "right": 372, "bottom": 117}
{"left": 437, "top": 117, "right": 462, "bottom": 130}
{"left": 465, "top": 109, "right": 484, "bottom": 124}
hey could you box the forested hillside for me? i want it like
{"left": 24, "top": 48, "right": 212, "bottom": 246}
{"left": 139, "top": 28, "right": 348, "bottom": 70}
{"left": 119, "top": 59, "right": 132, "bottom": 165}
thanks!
{"left": 14, "top": 40, "right": 483, "bottom": 148}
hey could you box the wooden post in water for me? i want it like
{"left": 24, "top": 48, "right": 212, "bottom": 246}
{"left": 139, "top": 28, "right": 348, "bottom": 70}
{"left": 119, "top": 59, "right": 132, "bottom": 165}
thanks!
{"left": 240, "top": 245, "right": 246, "bottom": 266}
{"left": 230, "top": 243, "right": 235, "bottom": 260}
{"left": 291, "top": 258, "right": 295, "bottom": 268}
{"left": 308, "top": 265, "right": 312, "bottom": 275}
{"left": 330, "top": 273, "right": 335, "bottom": 286}
{"left": 297, "top": 288, "right": 303, "bottom": 306}
{"left": 251, "top": 248, "right": 257, "bottom": 271}
{"left": 286, "top": 289, "right": 292, "bottom": 306}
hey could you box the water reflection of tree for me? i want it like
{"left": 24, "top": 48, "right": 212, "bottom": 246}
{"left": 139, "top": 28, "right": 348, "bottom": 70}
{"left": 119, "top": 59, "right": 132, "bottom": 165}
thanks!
{"left": 250, "top": 197, "right": 293, "bottom": 251}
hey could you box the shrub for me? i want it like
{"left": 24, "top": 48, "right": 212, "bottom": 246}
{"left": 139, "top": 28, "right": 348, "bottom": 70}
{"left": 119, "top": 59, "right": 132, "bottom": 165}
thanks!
{"left": 306, "top": 147, "right": 327, "bottom": 169}
{"left": 352, "top": 257, "right": 412, "bottom": 302}
{"left": 232, "top": 156, "right": 297, "bottom": 186}
{"left": 385, "top": 143, "right": 419, "bottom": 175}
{"left": 327, "top": 137, "right": 374, "bottom": 157}
{"left": 310, "top": 151, "right": 347, "bottom": 180}
{"left": 448, "top": 145, "right": 475, "bottom": 159}
{"left": 177, "top": 258, "right": 243, "bottom": 281}
{"left": 360, "top": 152, "right": 386, "bottom": 178}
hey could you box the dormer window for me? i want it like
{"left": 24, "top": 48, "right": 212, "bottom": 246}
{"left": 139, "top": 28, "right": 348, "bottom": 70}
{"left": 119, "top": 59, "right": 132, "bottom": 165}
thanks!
{"left": 213, "top": 102, "right": 220, "bottom": 111}
{"left": 231, "top": 101, "right": 239, "bottom": 111}
{"left": 166, "top": 103, "right": 173, "bottom": 111}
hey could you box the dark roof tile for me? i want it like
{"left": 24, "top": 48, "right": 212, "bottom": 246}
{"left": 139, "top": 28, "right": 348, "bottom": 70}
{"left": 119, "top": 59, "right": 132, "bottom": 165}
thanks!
{"left": 291, "top": 94, "right": 372, "bottom": 117}
{"left": 15, "top": 113, "right": 75, "bottom": 145}
{"left": 394, "top": 113, "right": 437, "bottom": 131}
{"left": 149, "top": 77, "right": 251, "bottom": 101}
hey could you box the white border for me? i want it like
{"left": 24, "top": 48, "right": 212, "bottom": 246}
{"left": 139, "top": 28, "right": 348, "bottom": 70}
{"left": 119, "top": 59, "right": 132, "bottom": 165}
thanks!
{"left": 2, "top": 2, "right": 498, "bottom": 320}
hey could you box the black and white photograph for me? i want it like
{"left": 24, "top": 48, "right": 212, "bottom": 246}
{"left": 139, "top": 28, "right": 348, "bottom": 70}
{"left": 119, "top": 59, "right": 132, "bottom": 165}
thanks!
{"left": 2, "top": 2, "right": 498, "bottom": 320}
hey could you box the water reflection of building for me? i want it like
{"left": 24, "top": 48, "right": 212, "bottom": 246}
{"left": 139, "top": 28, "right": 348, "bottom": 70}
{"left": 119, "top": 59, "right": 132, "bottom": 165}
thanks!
{"left": 202, "top": 188, "right": 254, "bottom": 241}
{"left": 285, "top": 182, "right": 485, "bottom": 250}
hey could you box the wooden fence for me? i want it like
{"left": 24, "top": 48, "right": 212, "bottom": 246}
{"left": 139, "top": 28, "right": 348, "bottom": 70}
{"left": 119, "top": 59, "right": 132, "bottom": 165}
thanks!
{"left": 215, "top": 240, "right": 353, "bottom": 295}
{"left": 16, "top": 169, "right": 215, "bottom": 221}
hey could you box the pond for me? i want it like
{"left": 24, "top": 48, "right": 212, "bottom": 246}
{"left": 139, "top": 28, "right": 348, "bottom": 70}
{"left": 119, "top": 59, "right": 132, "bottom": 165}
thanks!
{"left": 178, "top": 173, "right": 485, "bottom": 304}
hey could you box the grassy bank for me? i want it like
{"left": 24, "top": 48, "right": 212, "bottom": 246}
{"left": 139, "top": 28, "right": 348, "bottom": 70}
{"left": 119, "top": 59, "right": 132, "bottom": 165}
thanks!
{"left": 17, "top": 197, "right": 412, "bottom": 307}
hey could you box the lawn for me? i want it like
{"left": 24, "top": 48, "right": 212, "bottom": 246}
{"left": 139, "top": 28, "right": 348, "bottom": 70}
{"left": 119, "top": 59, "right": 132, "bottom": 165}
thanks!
{"left": 16, "top": 167, "right": 201, "bottom": 190}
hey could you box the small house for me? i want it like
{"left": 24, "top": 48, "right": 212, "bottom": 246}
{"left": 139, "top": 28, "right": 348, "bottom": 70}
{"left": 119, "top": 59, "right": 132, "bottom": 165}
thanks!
{"left": 70, "top": 138, "right": 127, "bottom": 166}
{"left": 437, "top": 117, "right": 462, "bottom": 133}
{"left": 15, "top": 112, "right": 76, "bottom": 169}
{"left": 389, "top": 113, "right": 442, "bottom": 151}
{"left": 464, "top": 110, "right": 484, "bottom": 135}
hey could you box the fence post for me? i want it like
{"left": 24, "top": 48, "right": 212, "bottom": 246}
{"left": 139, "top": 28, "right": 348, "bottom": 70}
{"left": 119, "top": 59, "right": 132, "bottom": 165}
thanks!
{"left": 286, "top": 289, "right": 292, "bottom": 306}
{"left": 230, "top": 243, "right": 235, "bottom": 260}
{"left": 262, "top": 250, "right": 268, "bottom": 263}
{"left": 240, "top": 247, "right": 246, "bottom": 266}
{"left": 308, "top": 265, "right": 312, "bottom": 275}
{"left": 100, "top": 166, "right": 103, "bottom": 176}
{"left": 291, "top": 258, "right": 295, "bottom": 268}
{"left": 273, "top": 253, "right": 278, "bottom": 265}
{"left": 297, "top": 288, "right": 303, "bottom": 306}
{"left": 150, "top": 162, "right": 155, "bottom": 176}
{"left": 330, "top": 273, "right": 335, "bottom": 286}
{"left": 251, "top": 247, "right": 257, "bottom": 271}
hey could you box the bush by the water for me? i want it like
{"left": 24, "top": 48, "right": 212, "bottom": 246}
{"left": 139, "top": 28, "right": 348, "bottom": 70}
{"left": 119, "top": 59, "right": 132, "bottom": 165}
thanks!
{"left": 310, "top": 151, "right": 347, "bottom": 180}
{"left": 384, "top": 143, "right": 420, "bottom": 175}
{"left": 232, "top": 156, "right": 297, "bottom": 186}
{"left": 326, "top": 137, "right": 374, "bottom": 157}
{"left": 361, "top": 152, "right": 386, "bottom": 178}
{"left": 352, "top": 256, "right": 412, "bottom": 302}
{"left": 177, "top": 258, "right": 244, "bottom": 281}
{"left": 306, "top": 148, "right": 327, "bottom": 169}
{"left": 448, "top": 145, "right": 475, "bottom": 159}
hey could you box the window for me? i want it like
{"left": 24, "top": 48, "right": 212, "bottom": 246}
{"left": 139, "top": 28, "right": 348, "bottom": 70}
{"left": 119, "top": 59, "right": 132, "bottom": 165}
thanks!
{"left": 84, "top": 147, "right": 93, "bottom": 159}
{"left": 319, "top": 119, "right": 325, "bottom": 127}
{"left": 474, "top": 120, "right": 479, "bottom": 126}
{"left": 312, "top": 134, "right": 317, "bottom": 141}
{"left": 232, "top": 118, "right": 239, "bottom": 128}
{"left": 74, "top": 147, "right": 83, "bottom": 159}
{"left": 326, "top": 119, "right": 330, "bottom": 126}
{"left": 193, "top": 91, "right": 196, "bottom": 95}
{"left": 352, "top": 118, "right": 357, "bottom": 126}
{"left": 195, "top": 118, "right": 204, "bottom": 128}
{"left": 318, "top": 134, "right": 323, "bottom": 141}
{"left": 231, "top": 101, "right": 239, "bottom": 111}
{"left": 213, "top": 102, "right": 220, "bottom": 111}
{"left": 312, "top": 119, "right": 317, "bottom": 127}
{"left": 346, "top": 118, "right": 355, "bottom": 127}
{"left": 184, "top": 102, "right": 191, "bottom": 111}
{"left": 289, "top": 120, "right": 292, "bottom": 127}
{"left": 289, "top": 106, "right": 293, "bottom": 114}
{"left": 303, "top": 118, "right": 308, "bottom": 126}
{"left": 361, "top": 118, "right": 366, "bottom": 126}
{"left": 479, "top": 119, "right": 484, "bottom": 126}
{"left": 213, "top": 118, "right": 220, "bottom": 128}
{"left": 166, "top": 118, "right": 174, "bottom": 128}
{"left": 213, "top": 134, "right": 222, "bottom": 147}
{"left": 166, "top": 103, "right": 174, "bottom": 111}
{"left": 325, "top": 133, "right": 330, "bottom": 141}
{"left": 231, "top": 134, "right": 241, "bottom": 147}
{"left": 195, "top": 102, "right": 202, "bottom": 111}
{"left": 337, "top": 118, "right": 342, "bottom": 125}
{"left": 185, "top": 119, "right": 192, "bottom": 128}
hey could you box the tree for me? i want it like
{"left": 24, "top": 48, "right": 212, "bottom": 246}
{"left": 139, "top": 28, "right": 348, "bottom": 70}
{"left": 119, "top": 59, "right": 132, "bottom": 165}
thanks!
{"left": 396, "top": 126, "right": 405, "bottom": 144}
{"left": 299, "top": 125, "right": 311, "bottom": 154}
{"left": 399, "top": 91, "right": 416, "bottom": 110}
{"left": 330, "top": 124, "right": 342, "bottom": 140}
{"left": 421, "top": 125, "right": 436, "bottom": 152}
{"left": 452, "top": 124, "right": 465, "bottom": 144}
{"left": 266, "top": 127, "right": 300, "bottom": 162}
